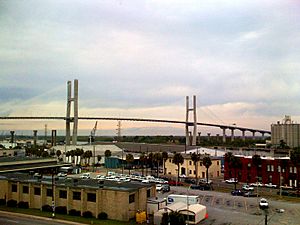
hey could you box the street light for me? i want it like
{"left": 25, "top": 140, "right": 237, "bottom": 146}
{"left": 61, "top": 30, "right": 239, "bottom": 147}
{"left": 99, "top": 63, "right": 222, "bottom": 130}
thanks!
{"left": 51, "top": 169, "right": 56, "bottom": 218}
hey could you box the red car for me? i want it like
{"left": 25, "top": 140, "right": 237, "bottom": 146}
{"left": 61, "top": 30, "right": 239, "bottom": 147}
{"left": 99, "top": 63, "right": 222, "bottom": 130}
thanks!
{"left": 168, "top": 180, "right": 183, "bottom": 186}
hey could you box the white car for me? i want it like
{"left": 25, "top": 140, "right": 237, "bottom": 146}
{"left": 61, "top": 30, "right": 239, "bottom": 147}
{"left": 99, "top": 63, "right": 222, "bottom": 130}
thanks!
{"left": 264, "top": 183, "right": 277, "bottom": 188}
{"left": 242, "top": 185, "right": 254, "bottom": 191}
{"left": 156, "top": 184, "right": 163, "bottom": 191}
{"left": 141, "top": 179, "right": 150, "bottom": 183}
{"left": 259, "top": 198, "right": 269, "bottom": 209}
{"left": 250, "top": 182, "right": 263, "bottom": 187}
{"left": 225, "top": 178, "right": 238, "bottom": 183}
{"left": 95, "top": 175, "right": 106, "bottom": 180}
{"left": 80, "top": 173, "right": 90, "bottom": 179}
{"left": 199, "top": 179, "right": 213, "bottom": 184}
{"left": 57, "top": 172, "right": 67, "bottom": 177}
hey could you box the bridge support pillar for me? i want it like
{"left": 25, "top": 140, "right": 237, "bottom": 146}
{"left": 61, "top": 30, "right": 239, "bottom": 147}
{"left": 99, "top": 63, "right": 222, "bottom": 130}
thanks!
{"left": 252, "top": 131, "right": 256, "bottom": 139}
{"left": 242, "top": 130, "right": 246, "bottom": 141}
{"left": 33, "top": 130, "right": 37, "bottom": 147}
{"left": 230, "top": 129, "right": 234, "bottom": 142}
{"left": 222, "top": 128, "right": 226, "bottom": 143}
{"left": 10, "top": 131, "right": 15, "bottom": 144}
{"left": 66, "top": 79, "right": 78, "bottom": 146}
{"left": 51, "top": 130, "right": 57, "bottom": 146}
{"left": 185, "top": 95, "right": 197, "bottom": 146}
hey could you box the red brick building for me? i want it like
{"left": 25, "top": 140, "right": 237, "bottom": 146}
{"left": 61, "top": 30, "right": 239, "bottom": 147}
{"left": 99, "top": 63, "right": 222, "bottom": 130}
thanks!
{"left": 224, "top": 155, "right": 298, "bottom": 187}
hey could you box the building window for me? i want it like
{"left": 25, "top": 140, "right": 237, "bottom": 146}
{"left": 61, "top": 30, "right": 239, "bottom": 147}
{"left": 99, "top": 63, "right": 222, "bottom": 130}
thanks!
{"left": 268, "top": 175, "right": 272, "bottom": 183}
{"left": 34, "top": 187, "right": 41, "bottom": 195}
{"left": 11, "top": 184, "right": 17, "bottom": 193}
{"left": 294, "top": 167, "right": 297, "bottom": 173}
{"left": 73, "top": 191, "right": 81, "bottom": 200}
{"left": 129, "top": 194, "right": 135, "bottom": 203}
{"left": 267, "top": 165, "right": 270, "bottom": 171}
{"left": 147, "top": 189, "right": 151, "bottom": 198}
{"left": 200, "top": 162, "right": 203, "bottom": 166}
{"left": 189, "top": 161, "right": 192, "bottom": 166}
{"left": 23, "top": 186, "right": 29, "bottom": 194}
{"left": 87, "top": 193, "right": 96, "bottom": 202}
{"left": 46, "top": 189, "right": 53, "bottom": 197}
{"left": 189, "top": 170, "right": 192, "bottom": 174}
{"left": 271, "top": 165, "right": 274, "bottom": 172}
{"left": 290, "top": 167, "right": 293, "bottom": 173}
{"left": 217, "top": 161, "right": 219, "bottom": 166}
{"left": 59, "top": 190, "right": 67, "bottom": 199}
{"left": 278, "top": 166, "right": 281, "bottom": 173}
{"left": 193, "top": 170, "right": 196, "bottom": 175}
{"left": 217, "top": 171, "right": 220, "bottom": 176}
{"left": 169, "top": 159, "right": 172, "bottom": 163}
{"left": 202, "top": 172, "right": 205, "bottom": 178}
{"left": 248, "top": 163, "right": 251, "bottom": 167}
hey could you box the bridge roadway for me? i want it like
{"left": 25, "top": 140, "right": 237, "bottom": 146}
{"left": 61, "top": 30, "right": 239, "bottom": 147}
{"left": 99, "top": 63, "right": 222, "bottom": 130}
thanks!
{"left": 0, "top": 116, "right": 271, "bottom": 135}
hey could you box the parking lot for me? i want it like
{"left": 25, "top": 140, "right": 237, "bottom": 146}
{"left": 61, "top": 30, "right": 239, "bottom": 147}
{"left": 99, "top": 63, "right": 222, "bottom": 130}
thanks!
{"left": 158, "top": 186, "right": 300, "bottom": 225}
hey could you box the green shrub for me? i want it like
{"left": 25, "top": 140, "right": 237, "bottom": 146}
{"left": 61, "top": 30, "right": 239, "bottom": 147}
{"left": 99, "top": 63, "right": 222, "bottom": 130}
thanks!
{"left": 82, "top": 211, "right": 93, "bottom": 218}
{"left": 18, "top": 201, "right": 29, "bottom": 208}
{"left": 42, "top": 204, "right": 52, "bottom": 212}
{"left": 98, "top": 212, "right": 108, "bottom": 220}
{"left": 7, "top": 199, "right": 17, "bottom": 207}
{"left": 55, "top": 206, "right": 67, "bottom": 214}
{"left": 69, "top": 209, "right": 81, "bottom": 216}
{"left": 0, "top": 199, "right": 6, "bottom": 205}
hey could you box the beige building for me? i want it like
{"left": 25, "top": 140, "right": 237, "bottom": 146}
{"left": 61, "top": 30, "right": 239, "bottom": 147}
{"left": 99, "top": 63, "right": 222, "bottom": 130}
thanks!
{"left": 0, "top": 173, "right": 156, "bottom": 221}
{"left": 165, "top": 154, "right": 221, "bottom": 179}
{"left": 271, "top": 116, "right": 300, "bottom": 148}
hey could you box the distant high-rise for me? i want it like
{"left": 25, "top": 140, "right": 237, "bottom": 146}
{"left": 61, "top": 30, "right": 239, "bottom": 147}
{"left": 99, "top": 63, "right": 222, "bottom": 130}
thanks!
{"left": 271, "top": 115, "right": 300, "bottom": 148}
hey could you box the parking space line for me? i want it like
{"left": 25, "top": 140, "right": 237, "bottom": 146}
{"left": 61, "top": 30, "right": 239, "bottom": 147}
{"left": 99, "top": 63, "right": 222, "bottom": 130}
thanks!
{"left": 244, "top": 199, "right": 248, "bottom": 211}
{"left": 211, "top": 196, "right": 215, "bottom": 206}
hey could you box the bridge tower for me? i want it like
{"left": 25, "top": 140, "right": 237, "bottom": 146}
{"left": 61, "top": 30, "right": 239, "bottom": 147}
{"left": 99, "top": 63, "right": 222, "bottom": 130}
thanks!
{"left": 185, "top": 95, "right": 197, "bottom": 146}
{"left": 66, "top": 79, "right": 78, "bottom": 145}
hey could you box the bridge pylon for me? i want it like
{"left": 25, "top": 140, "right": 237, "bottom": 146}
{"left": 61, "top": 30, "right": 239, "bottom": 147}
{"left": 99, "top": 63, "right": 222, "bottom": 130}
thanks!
{"left": 66, "top": 79, "right": 78, "bottom": 145}
{"left": 185, "top": 95, "right": 197, "bottom": 146}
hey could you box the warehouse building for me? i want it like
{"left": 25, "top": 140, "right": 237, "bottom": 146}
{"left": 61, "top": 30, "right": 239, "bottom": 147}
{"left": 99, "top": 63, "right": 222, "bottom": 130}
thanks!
{"left": 0, "top": 173, "right": 156, "bottom": 221}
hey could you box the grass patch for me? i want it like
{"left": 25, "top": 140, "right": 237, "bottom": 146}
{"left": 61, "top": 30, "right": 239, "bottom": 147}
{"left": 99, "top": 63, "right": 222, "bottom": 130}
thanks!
{"left": 0, "top": 206, "right": 137, "bottom": 225}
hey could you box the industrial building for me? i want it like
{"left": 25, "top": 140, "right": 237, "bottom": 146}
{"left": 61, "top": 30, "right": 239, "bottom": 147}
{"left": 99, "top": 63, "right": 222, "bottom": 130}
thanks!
{"left": 0, "top": 173, "right": 156, "bottom": 221}
{"left": 164, "top": 153, "right": 221, "bottom": 179}
{"left": 271, "top": 115, "right": 300, "bottom": 148}
{"left": 224, "top": 155, "right": 298, "bottom": 188}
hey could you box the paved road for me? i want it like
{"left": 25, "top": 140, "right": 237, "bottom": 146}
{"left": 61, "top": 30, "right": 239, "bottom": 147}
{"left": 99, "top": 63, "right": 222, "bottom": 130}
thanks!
{"left": 158, "top": 186, "right": 300, "bottom": 225}
{"left": 0, "top": 211, "right": 81, "bottom": 225}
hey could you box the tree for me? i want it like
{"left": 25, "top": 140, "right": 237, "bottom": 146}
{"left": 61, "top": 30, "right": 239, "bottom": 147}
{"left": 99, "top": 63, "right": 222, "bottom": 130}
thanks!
{"left": 153, "top": 152, "right": 162, "bottom": 177}
{"left": 252, "top": 154, "right": 262, "bottom": 183}
{"left": 191, "top": 152, "right": 201, "bottom": 184}
{"left": 126, "top": 154, "right": 134, "bottom": 175}
{"left": 104, "top": 150, "right": 112, "bottom": 174}
{"left": 41, "top": 151, "right": 49, "bottom": 158}
{"left": 139, "top": 153, "right": 147, "bottom": 176}
{"left": 231, "top": 156, "right": 242, "bottom": 190}
{"left": 162, "top": 151, "right": 168, "bottom": 175}
{"left": 172, "top": 153, "right": 184, "bottom": 186}
{"left": 97, "top": 155, "right": 102, "bottom": 163}
{"left": 291, "top": 148, "right": 300, "bottom": 196}
{"left": 203, "top": 155, "right": 212, "bottom": 184}
{"left": 224, "top": 152, "right": 234, "bottom": 178}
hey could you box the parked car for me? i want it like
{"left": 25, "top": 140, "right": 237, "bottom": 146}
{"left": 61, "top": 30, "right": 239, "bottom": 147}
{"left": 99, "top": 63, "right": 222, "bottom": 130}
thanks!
{"left": 168, "top": 180, "right": 183, "bottom": 186}
{"left": 259, "top": 198, "right": 269, "bottom": 209}
{"left": 225, "top": 178, "right": 238, "bottom": 184}
{"left": 57, "top": 172, "right": 67, "bottom": 177}
{"left": 80, "top": 173, "right": 90, "bottom": 179}
{"left": 242, "top": 185, "right": 254, "bottom": 191}
{"left": 184, "top": 178, "right": 196, "bottom": 184}
{"left": 191, "top": 183, "right": 212, "bottom": 191}
{"left": 264, "top": 183, "right": 277, "bottom": 188}
{"left": 250, "top": 182, "right": 263, "bottom": 187}
{"left": 161, "top": 184, "right": 170, "bottom": 193}
{"left": 243, "top": 191, "right": 259, "bottom": 197}
{"left": 199, "top": 178, "right": 213, "bottom": 184}
{"left": 231, "top": 189, "right": 244, "bottom": 196}
{"left": 156, "top": 184, "right": 163, "bottom": 191}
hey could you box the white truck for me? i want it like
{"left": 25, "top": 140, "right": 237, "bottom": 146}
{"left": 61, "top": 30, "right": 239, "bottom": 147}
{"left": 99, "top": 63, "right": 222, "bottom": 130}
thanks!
{"left": 167, "top": 194, "right": 200, "bottom": 205}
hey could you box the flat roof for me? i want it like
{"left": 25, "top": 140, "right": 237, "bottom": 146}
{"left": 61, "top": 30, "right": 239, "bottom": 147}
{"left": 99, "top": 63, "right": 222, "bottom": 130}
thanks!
{"left": 0, "top": 172, "right": 154, "bottom": 192}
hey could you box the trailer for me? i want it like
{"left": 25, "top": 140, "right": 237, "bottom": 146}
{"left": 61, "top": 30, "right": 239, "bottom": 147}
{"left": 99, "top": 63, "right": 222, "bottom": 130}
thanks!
{"left": 167, "top": 194, "right": 200, "bottom": 205}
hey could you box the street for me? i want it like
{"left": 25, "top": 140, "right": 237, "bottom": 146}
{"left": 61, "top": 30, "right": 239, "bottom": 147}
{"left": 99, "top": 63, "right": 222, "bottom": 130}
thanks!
{"left": 0, "top": 211, "right": 81, "bottom": 225}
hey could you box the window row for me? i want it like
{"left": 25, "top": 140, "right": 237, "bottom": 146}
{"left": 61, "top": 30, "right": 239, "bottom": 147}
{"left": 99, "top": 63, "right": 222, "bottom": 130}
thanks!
{"left": 10, "top": 185, "right": 136, "bottom": 203}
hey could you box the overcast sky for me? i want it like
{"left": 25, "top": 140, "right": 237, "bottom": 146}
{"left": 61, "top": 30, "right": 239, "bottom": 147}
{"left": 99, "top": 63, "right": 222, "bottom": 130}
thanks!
{"left": 0, "top": 0, "right": 300, "bottom": 136}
